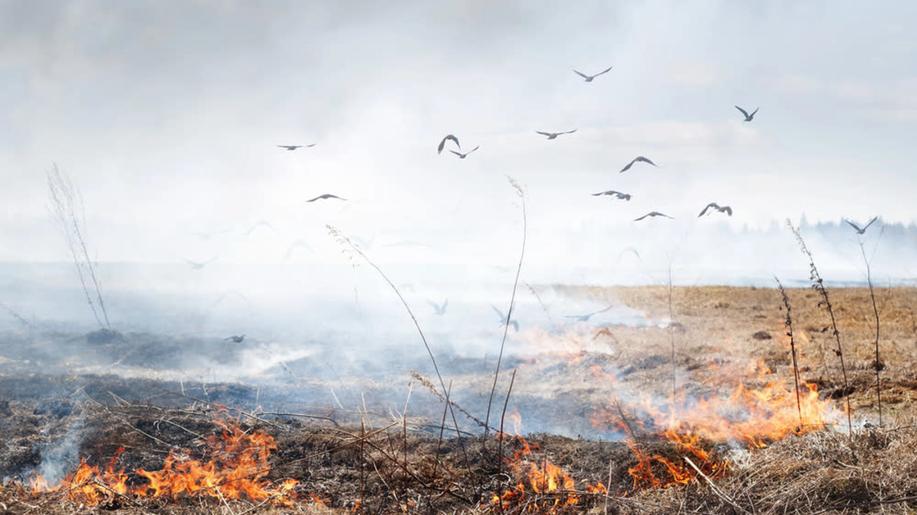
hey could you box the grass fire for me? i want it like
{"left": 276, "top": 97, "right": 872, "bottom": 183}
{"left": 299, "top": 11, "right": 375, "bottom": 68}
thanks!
{"left": 2, "top": 2, "right": 917, "bottom": 514}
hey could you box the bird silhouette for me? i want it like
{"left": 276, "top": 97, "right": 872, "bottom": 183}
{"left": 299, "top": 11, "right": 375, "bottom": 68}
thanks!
{"left": 491, "top": 305, "right": 519, "bottom": 332}
{"left": 244, "top": 220, "right": 274, "bottom": 236}
{"left": 592, "top": 190, "right": 631, "bottom": 200}
{"left": 437, "top": 135, "right": 461, "bottom": 154}
{"left": 306, "top": 194, "right": 347, "bottom": 202}
{"left": 450, "top": 146, "right": 479, "bottom": 159}
{"left": 565, "top": 304, "right": 613, "bottom": 322}
{"left": 428, "top": 299, "right": 448, "bottom": 316}
{"left": 619, "top": 156, "right": 657, "bottom": 173}
{"left": 536, "top": 129, "right": 577, "bottom": 140}
{"left": 283, "top": 238, "right": 313, "bottom": 260}
{"left": 573, "top": 65, "right": 613, "bottom": 82}
{"left": 185, "top": 257, "right": 217, "bottom": 270}
{"left": 698, "top": 203, "right": 733, "bottom": 217}
{"left": 634, "top": 211, "right": 673, "bottom": 222}
{"left": 618, "top": 247, "right": 642, "bottom": 262}
{"left": 734, "top": 105, "right": 759, "bottom": 122}
{"left": 224, "top": 334, "right": 245, "bottom": 343}
{"left": 277, "top": 144, "right": 316, "bottom": 151}
{"left": 844, "top": 217, "right": 879, "bottom": 235}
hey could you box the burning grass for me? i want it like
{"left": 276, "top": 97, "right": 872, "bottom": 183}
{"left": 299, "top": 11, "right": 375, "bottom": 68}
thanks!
{"left": 1, "top": 286, "right": 916, "bottom": 513}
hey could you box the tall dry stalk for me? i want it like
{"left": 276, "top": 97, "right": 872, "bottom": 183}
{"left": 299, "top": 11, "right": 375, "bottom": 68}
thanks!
{"left": 667, "top": 263, "right": 677, "bottom": 416}
{"left": 788, "top": 221, "right": 852, "bottom": 433}
{"left": 856, "top": 237, "right": 883, "bottom": 427}
{"left": 484, "top": 177, "right": 527, "bottom": 436}
{"left": 497, "top": 368, "right": 517, "bottom": 478}
{"left": 775, "top": 276, "right": 803, "bottom": 428}
{"left": 327, "top": 226, "right": 471, "bottom": 466}
{"left": 47, "top": 165, "right": 111, "bottom": 330}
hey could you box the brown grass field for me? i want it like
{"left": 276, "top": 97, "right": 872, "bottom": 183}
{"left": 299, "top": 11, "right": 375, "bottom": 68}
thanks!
{"left": 0, "top": 286, "right": 915, "bottom": 513}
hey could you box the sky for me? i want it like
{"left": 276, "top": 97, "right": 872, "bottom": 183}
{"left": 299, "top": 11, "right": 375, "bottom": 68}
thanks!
{"left": 1, "top": 0, "right": 915, "bottom": 267}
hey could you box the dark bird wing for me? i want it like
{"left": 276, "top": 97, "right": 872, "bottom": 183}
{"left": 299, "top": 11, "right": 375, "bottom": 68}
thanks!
{"left": 844, "top": 219, "right": 864, "bottom": 233}
{"left": 438, "top": 134, "right": 460, "bottom": 154}
{"left": 467, "top": 146, "right": 480, "bottom": 155}
{"left": 306, "top": 143, "right": 317, "bottom": 147}
{"left": 536, "top": 131, "right": 553, "bottom": 137}
{"left": 723, "top": 206, "right": 733, "bottom": 216}
{"left": 749, "top": 107, "right": 759, "bottom": 118}
{"left": 634, "top": 212, "right": 651, "bottom": 221}
{"left": 573, "top": 69, "right": 590, "bottom": 79}
{"left": 449, "top": 150, "right": 463, "bottom": 157}
{"left": 307, "top": 194, "right": 346, "bottom": 202}
{"left": 734, "top": 105, "right": 750, "bottom": 118}
{"left": 698, "top": 203, "right": 717, "bottom": 217}
{"left": 491, "top": 305, "right": 506, "bottom": 321}
{"left": 862, "top": 216, "right": 879, "bottom": 231}
{"left": 635, "top": 156, "right": 657, "bottom": 166}
{"left": 593, "top": 65, "right": 613, "bottom": 77}
{"left": 562, "top": 129, "right": 577, "bottom": 135}
{"left": 591, "top": 191, "right": 610, "bottom": 196}
{"left": 619, "top": 158, "right": 637, "bottom": 173}
{"left": 509, "top": 320, "right": 519, "bottom": 332}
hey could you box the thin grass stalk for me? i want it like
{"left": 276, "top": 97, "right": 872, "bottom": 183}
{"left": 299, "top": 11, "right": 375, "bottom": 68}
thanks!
{"left": 497, "top": 368, "right": 517, "bottom": 478}
{"left": 858, "top": 239, "right": 882, "bottom": 426}
{"left": 401, "top": 381, "right": 413, "bottom": 466}
{"left": 327, "top": 226, "right": 471, "bottom": 471}
{"left": 485, "top": 177, "right": 527, "bottom": 436}
{"left": 667, "top": 263, "right": 676, "bottom": 417}
{"left": 48, "top": 165, "right": 110, "bottom": 329}
{"left": 775, "top": 276, "right": 804, "bottom": 428}
{"left": 432, "top": 380, "right": 452, "bottom": 481}
{"left": 788, "top": 220, "right": 852, "bottom": 433}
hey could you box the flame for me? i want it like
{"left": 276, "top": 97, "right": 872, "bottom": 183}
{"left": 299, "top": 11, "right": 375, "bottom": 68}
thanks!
{"left": 590, "top": 358, "right": 840, "bottom": 489}
{"left": 491, "top": 435, "right": 605, "bottom": 513}
{"left": 29, "top": 421, "right": 307, "bottom": 507}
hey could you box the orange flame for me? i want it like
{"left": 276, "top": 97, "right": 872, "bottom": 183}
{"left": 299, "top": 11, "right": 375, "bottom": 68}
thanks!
{"left": 591, "top": 358, "right": 840, "bottom": 489}
{"left": 491, "top": 435, "right": 605, "bottom": 513}
{"left": 29, "top": 421, "right": 306, "bottom": 507}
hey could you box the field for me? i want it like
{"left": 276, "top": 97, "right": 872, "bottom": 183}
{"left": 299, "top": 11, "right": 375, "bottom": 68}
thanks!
{"left": 1, "top": 285, "right": 916, "bottom": 513}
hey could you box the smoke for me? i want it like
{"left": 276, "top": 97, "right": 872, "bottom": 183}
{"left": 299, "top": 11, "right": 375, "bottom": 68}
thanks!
{"left": 33, "top": 407, "right": 85, "bottom": 485}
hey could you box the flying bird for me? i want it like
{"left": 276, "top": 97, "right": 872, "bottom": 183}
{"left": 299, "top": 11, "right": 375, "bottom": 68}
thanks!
{"left": 536, "top": 129, "right": 577, "bottom": 140}
{"left": 428, "top": 299, "right": 448, "bottom": 316}
{"left": 844, "top": 216, "right": 879, "bottom": 235}
{"left": 634, "top": 211, "right": 673, "bottom": 222}
{"left": 565, "top": 304, "right": 614, "bottom": 322}
{"left": 592, "top": 190, "right": 631, "bottom": 201}
{"left": 224, "top": 334, "right": 245, "bottom": 343}
{"left": 244, "top": 220, "right": 274, "bottom": 236}
{"left": 698, "top": 203, "right": 733, "bottom": 217}
{"left": 277, "top": 144, "right": 316, "bottom": 151}
{"left": 617, "top": 247, "right": 642, "bottom": 262}
{"left": 619, "top": 156, "right": 657, "bottom": 173}
{"left": 734, "top": 105, "right": 759, "bottom": 122}
{"left": 573, "top": 65, "right": 613, "bottom": 82}
{"left": 185, "top": 257, "right": 217, "bottom": 270}
{"left": 491, "top": 305, "right": 519, "bottom": 332}
{"left": 450, "top": 146, "right": 480, "bottom": 159}
{"left": 437, "top": 134, "right": 461, "bottom": 154}
{"left": 284, "top": 238, "right": 313, "bottom": 260}
{"left": 306, "top": 194, "right": 347, "bottom": 202}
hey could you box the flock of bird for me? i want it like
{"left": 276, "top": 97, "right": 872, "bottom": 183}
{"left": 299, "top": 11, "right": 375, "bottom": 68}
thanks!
{"left": 429, "top": 68, "right": 752, "bottom": 223}
{"left": 277, "top": 66, "right": 755, "bottom": 223}
{"left": 206, "top": 65, "right": 881, "bottom": 338}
